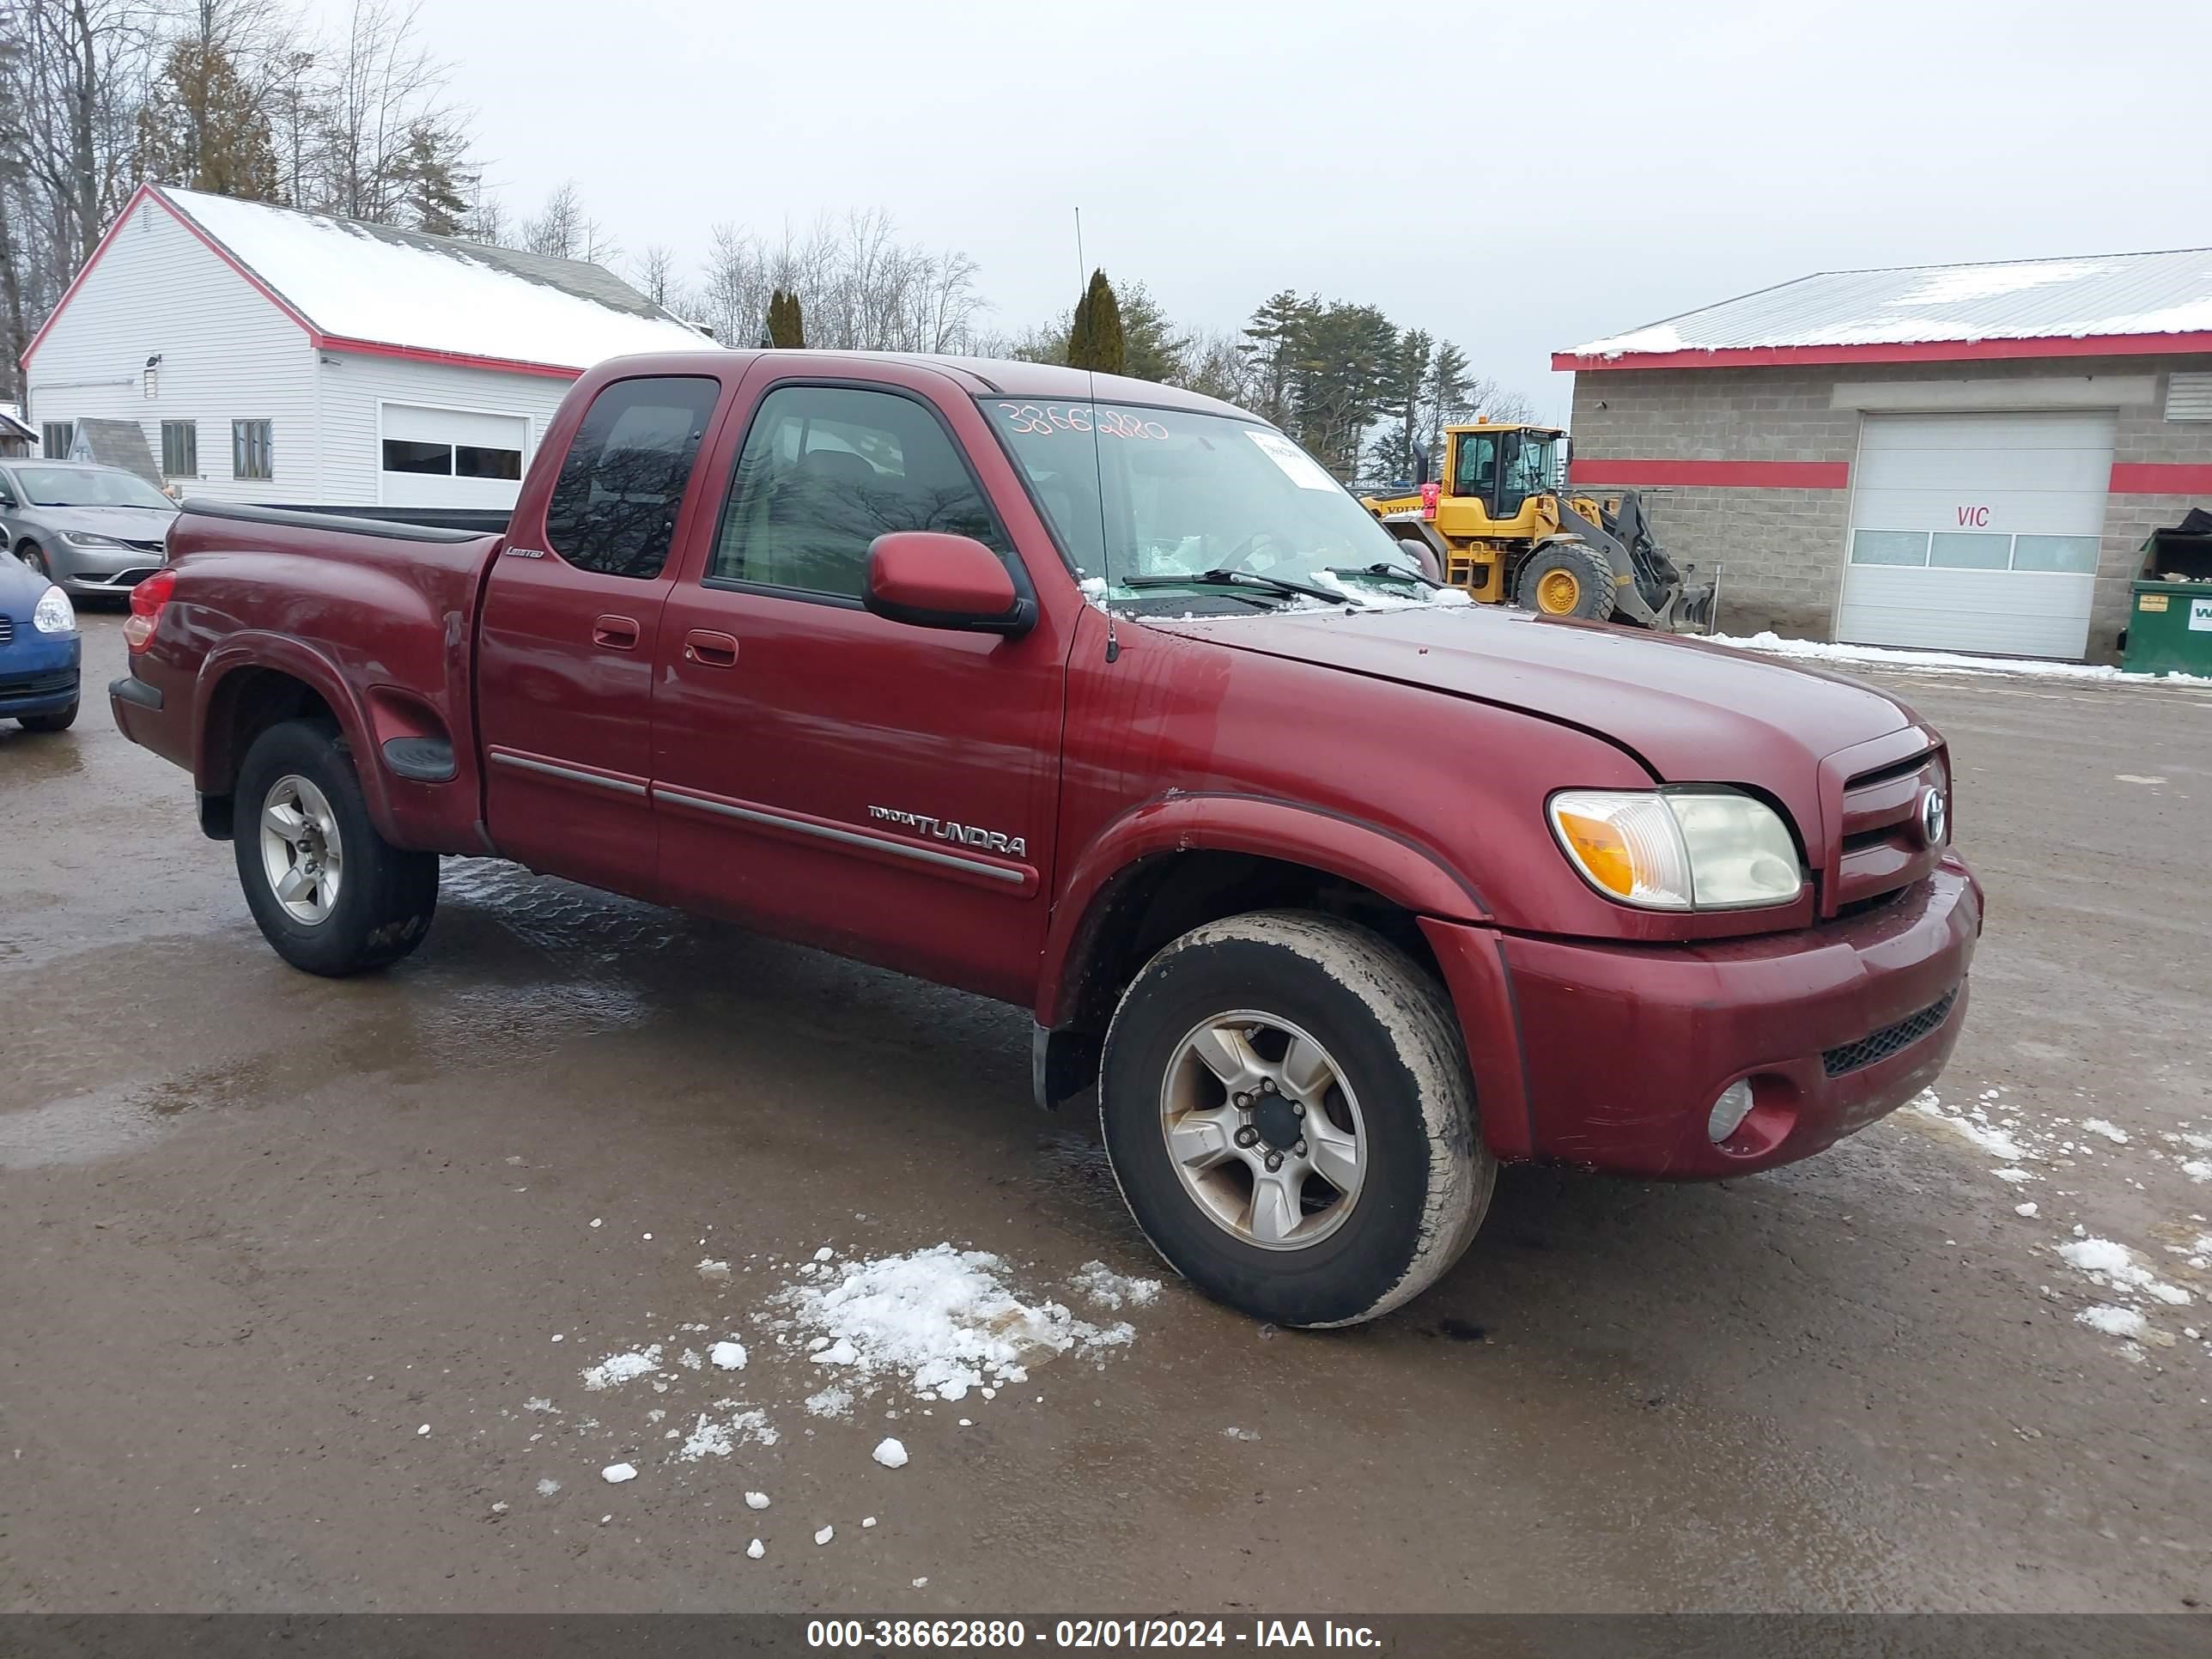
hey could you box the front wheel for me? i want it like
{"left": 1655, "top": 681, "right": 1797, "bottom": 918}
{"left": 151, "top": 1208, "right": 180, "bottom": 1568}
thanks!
{"left": 234, "top": 719, "right": 439, "bottom": 976}
{"left": 1514, "top": 541, "right": 1615, "bottom": 620}
{"left": 1099, "top": 911, "right": 1492, "bottom": 1328}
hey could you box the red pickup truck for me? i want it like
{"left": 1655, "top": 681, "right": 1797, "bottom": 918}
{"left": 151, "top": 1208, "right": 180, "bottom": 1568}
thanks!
{"left": 111, "top": 351, "right": 1980, "bottom": 1328}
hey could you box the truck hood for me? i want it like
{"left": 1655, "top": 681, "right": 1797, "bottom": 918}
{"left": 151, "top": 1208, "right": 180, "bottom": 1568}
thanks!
{"left": 1146, "top": 603, "right": 1918, "bottom": 789}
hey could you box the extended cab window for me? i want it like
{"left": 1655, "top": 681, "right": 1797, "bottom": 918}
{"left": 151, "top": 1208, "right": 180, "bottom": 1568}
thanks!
{"left": 708, "top": 385, "right": 1008, "bottom": 599}
{"left": 545, "top": 376, "right": 720, "bottom": 579}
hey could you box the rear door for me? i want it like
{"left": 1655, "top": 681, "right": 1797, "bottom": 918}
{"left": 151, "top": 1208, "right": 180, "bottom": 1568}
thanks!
{"left": 476, "top": 372, "right": 726, "bottom": 898}
{"left": 649, "top": 366, "right": 1073, "bottom": 1002}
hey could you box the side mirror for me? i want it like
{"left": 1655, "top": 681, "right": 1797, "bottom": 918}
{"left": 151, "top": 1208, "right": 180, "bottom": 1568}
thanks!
{"left": 865, "top": 531, "right": 1035, "bottom": 636}
{"left": 1412, "top": 437, "right": 1431, "bottom": 489}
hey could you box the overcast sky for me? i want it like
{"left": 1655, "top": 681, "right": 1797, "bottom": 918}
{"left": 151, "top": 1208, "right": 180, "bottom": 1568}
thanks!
{"left": 332, "top": 0, "right": 2212, "bottom": 420}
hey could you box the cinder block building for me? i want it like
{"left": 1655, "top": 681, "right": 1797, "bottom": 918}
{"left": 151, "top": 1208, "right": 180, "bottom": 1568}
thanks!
{"left": 1556, "top": 251, "right": 2212, "bottom": 659}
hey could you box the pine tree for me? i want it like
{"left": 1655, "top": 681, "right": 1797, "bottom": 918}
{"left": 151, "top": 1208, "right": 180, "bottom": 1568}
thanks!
{"left": 766, "top": 289, "right": 806, "bottom": 349}
{"left": 136, "top": 40, "right": 280, "bottom": 202}
{"left": 1367, "top": 328, "right": 1431, "bottom": 482}
{"left": 395, "top": 121, "right": 472, "bottom": 236}
{"left": 1066, "top": 269, "right": 1126, "bottom": 375}
{"left": 1238, "top": 289, "right": 1315, "bottom": 428}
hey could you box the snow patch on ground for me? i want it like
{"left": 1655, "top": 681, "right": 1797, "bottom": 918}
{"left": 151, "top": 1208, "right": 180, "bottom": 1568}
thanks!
{"left": 1709, "top": 632, "right": 2210, "bottom": 685}
{"left": 1071, "top": 1261, "right": 1164, "bottom": 1310}
{"left": 771, "top": 1244, "right": 1139, "bottom": 1404}
{"left": 580, "top": 1346, "right": 662, "bottom": 1390}
{"left": 1908, "top": 1091, "right": 2026, "bottom": 1161}
{"left": 2081, "top": 1118, "right": 2130, "bottom": 1145}
{"left": 676, "top": 1408, "right": 776, "bottom": 1461}
{"left": 873, "top": 1437, "right": 908, "bottom": 1468}
{"left": 2057, "top": 1237, "right": 2192, "bottom": 1309}
{"left": 709, "top": 1340, "right": 747, "bottom": 1370}
{"left": 2076, "top": 1305, "right": 2147, "bottom": 1339}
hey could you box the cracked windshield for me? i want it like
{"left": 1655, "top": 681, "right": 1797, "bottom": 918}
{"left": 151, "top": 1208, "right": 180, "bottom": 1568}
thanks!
{"left": 981, "top": 399, "right": 1455, "bottom": 611}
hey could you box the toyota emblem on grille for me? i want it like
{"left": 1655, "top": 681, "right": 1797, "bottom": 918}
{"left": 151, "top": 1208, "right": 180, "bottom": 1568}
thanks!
{"left": 1916, "top": 785, "right": 1948, "bottom": 848}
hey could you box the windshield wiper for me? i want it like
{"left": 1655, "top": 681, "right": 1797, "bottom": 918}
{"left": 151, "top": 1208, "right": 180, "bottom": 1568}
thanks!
{"left": 1327, "top": 562, "right": 1443, "bottom": 592}
{"left": 1123, "top": 568, "right": 1351, "bottom": 606}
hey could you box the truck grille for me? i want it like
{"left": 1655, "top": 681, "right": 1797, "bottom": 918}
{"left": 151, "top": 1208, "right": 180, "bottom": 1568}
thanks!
{"left": 1822, "top": 989, "right": 1959, "bottom": 1077}
{"left": 1831, "top": 746, "right": 1947, "bottom": 912}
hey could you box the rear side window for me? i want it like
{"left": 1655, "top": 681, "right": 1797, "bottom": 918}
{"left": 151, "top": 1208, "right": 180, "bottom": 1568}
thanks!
{"left": 545, "top": 376, "right": 720, "bottom": 579}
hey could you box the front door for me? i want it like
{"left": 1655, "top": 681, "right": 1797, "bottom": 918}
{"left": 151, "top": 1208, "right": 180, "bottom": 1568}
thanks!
{"left": 651, "top": 373, "right": 1070, "bottom": 1002}
{"left": 476, "top": 373, "right": 725, "bottom": 897}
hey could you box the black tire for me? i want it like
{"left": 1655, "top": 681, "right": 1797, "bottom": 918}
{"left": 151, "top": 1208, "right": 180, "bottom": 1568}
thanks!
{"left": 18, "top": 700, "right": 78, "bottom": 732}
{"left": 19, "top": 541, "right": 52, "bottom": 580}
{"left": 233, "top": 718, "right": 438, "bottom": 976}
{"left": 1099, "top": 911, "right": 1492, "bottom": 1328}
{"left": 1514, "top": 540, "right": 1614, "bottom": 621}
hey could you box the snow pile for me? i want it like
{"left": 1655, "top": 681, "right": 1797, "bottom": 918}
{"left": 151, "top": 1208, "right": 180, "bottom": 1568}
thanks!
{"left": 601, "top": 1462, "right": 636, "bottom": 1484}
{"left": 1709, "top": 632, "right": 2211, "bottom": 686}
{"left": 2080, "top": 1119, "right": 2130, "bottom": 1145}
{"left": 1071, "top": 1261, "right": 1164, "bottom": 1311}
{"left": 872, "top": 1437, "right": 909, "bottom": 1469}
{"left": 710, "top": 1340, "right": 747, "bottom": 1371}
{"left": 770, "top": 1245, "right": 1137, "bottom": 1406}
{"left": 580, "top": 1346, "right": 662, "bottom": 1390}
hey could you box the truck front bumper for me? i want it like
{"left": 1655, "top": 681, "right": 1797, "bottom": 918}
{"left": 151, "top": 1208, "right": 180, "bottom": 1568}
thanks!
{"left": 1423, "top": 855, "right": 1982, "bottom": 1179}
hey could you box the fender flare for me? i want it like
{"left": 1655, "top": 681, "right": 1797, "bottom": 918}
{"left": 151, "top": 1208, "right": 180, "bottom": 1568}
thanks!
{"left": 195, "top": 634, "right": 398, "bottom": 840}
{"left": 1036, "top": 790, "right": 1490, "bottom": 1029}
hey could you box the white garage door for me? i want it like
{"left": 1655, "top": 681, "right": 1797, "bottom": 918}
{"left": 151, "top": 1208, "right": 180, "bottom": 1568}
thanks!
{"left": 379, "top": 404, "right": 530, "bottom": 509}
{"left": 1836, "top": 411, "right": 2113, "bottom": 659}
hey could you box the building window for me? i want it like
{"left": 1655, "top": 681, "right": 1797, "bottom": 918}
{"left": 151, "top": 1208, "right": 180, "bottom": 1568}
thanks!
{"left": 233, "top": 419, "right": 272, "bottom": 481}
{"left": 380, "top": 438, "right": 525, "bottom": 479}
{"left": 42, "top": 421, "right": 74, "bottom": 459}
{"left": 381, "top": 439, "right": 453, "bottom": 475}
{"left": 456, "top": 443, "right": 522, "bottom": 480}
{"left": 161, "top": 421, "right": 198, "bottom": 478}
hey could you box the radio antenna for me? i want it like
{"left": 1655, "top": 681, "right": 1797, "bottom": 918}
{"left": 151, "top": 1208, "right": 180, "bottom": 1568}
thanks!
{"left": 1076, "top": 208, "right": 1118, "bottom": 664}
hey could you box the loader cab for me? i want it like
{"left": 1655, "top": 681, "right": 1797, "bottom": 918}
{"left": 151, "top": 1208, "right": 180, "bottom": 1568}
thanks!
{"left": 1446, "top": 424, "right": 1565, "bottom": 526}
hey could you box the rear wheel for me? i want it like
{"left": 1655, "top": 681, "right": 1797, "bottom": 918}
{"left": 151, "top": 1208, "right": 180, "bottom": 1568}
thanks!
{"left": 1515, "top": 541, "right": 1614, "bottom": 620}
{"left": 1099, "top": 911, "right": 1492, "bottom": 1328}
{"left": 234, "top": 719, "right": 438, "bottom": 976}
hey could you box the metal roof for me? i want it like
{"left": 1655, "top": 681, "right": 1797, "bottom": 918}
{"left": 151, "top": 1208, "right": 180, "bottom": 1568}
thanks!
{"left": 1558, "top": 247, "right": 2212, "bottom": 370}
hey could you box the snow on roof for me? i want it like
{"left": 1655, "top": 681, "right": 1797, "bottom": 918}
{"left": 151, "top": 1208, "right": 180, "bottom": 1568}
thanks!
{"left": 0, "top": 404, "right": 32, "bottom": 440}
{"left": 1563, "top": 247, "right": 2212, "bottom": 363}
{"left": 157, "top": 185, "right": 715, "bottom": 373}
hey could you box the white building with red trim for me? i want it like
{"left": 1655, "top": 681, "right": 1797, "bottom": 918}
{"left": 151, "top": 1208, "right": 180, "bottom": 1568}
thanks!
{"left": 20, "top": 184, "right": 713, "bottom": 509}
{"left": 1555, "top": 250, "right": 2212, "bottom": 660}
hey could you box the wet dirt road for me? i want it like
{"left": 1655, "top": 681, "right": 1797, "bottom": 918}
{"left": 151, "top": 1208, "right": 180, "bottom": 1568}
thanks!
{"left": 3, "top": 616, "right": 2209, "bottom": 1613}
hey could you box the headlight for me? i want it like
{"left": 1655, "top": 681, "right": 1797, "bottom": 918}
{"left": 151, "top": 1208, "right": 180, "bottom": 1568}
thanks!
{"left": 1549, "top": 788, "right": 1804, "bottom": 911}
{"left": 32, "top": 583, "right": 76, "bottom": 635}
{"left": 59, "top": 530, "right": 127, "bottom": 549}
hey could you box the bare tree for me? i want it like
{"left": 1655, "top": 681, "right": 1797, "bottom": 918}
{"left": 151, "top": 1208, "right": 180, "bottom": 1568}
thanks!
{"left": 694, "top": 210, "right": 984, "bottom": 353}
{"left": 319, "top": 0, "right": 461, "bottom": 222}
{"left": 520, "top": 179, "right": 617, "bottom": 264}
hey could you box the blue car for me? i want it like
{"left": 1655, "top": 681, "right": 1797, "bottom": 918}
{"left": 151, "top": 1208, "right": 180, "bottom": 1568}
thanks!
{"left": 0, "top": 552, "right": 80, "bottom": 732}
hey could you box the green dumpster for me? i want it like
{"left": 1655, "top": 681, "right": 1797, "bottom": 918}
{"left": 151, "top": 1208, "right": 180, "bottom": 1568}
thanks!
{"left": 2124, "top": 580, "right": 2212, "bottom": 676}
{"left": 2121, "top": 514, "right": 2212, "bottom": 676}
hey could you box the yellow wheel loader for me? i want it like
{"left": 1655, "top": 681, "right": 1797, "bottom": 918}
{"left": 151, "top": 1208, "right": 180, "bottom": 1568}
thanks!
{"left": 1361, "top": 422, "right": 1716, "bottom": 630}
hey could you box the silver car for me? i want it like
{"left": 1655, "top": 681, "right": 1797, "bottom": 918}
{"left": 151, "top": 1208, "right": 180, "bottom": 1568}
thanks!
{"left": 0, "top": 460, "right": 178, "bottom": 597}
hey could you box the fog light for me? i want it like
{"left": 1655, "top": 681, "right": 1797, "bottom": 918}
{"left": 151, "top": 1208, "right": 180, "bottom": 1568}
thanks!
{"left": 1707, "top": 1079, "right": 1755, "bottom": 1144}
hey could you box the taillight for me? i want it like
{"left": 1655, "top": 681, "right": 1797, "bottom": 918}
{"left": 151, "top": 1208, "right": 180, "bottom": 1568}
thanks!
{"left": 125, "top": 568, "right": 175, "bottom": 653}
